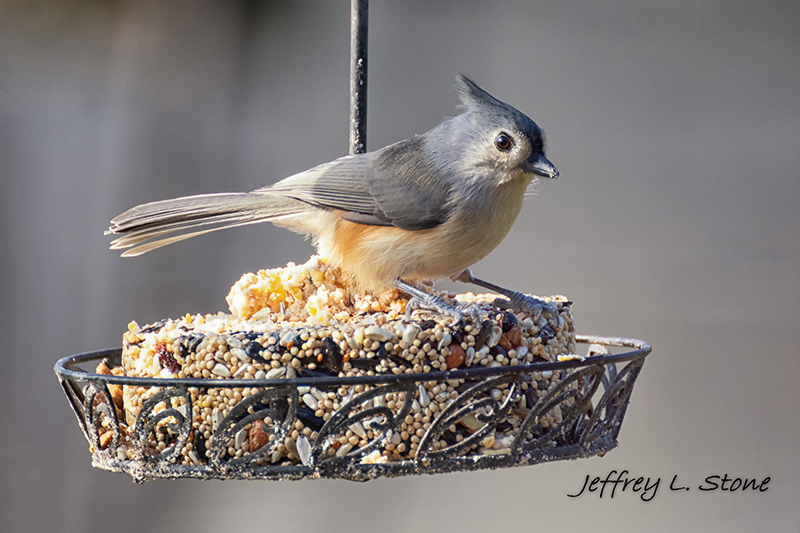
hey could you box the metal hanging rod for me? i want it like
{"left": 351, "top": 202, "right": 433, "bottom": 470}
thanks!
{"left": 349, "top": 0, "right": 368, "bottom": 155}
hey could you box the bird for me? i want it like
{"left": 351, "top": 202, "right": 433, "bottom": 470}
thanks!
{"left": 107, "top": 75, "right": 559, "bottom": 321}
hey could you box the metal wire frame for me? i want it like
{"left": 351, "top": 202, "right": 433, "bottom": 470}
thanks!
{"left": 55, "top": 335, "right": 650, "bottom": 483}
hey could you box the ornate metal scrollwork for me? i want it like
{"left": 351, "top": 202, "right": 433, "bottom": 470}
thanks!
{"left": 314, "top": 381, "right": 417, "bottom": 468}
{"left": 131, "top": 386, "right": 192, "bottom": 465}
{"left": 416, "top": 373, "right": 523, "bottom": 463}
{"left": 578, "top": 358, "right": 644, "bottom": 445}
{"left": 55, "top": 335, "right": 650, "bottom": 482}
{"left": 209, "top": 386, "right": 299, "bottom": 469}
{"left": 512, "top": 365, "right": 604, "bottom": 453}
{"left": 83, "top": 382, "right": 121, "bottom": 457}
{"left": 59, "top": 378, "right": 90, "bottom": 441}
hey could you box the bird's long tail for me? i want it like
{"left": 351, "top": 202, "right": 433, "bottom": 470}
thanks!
{"left": 107, "top": 192, "right": 307, "bottom": 256}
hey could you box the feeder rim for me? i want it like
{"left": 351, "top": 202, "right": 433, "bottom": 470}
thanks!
{"left": 54, "top": 334, "right": 651, "bottom": 388}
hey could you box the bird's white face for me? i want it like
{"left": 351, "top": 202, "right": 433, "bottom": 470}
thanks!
{"left": 457, "top": 121, "right": 555, "bottom": 188}
{"left": 484, "top": 126, "right": 538, "bottom": 180}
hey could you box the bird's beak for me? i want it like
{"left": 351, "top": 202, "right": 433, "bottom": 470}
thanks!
{"left": 526, "top": 153, "right": 559, "bottom": 179}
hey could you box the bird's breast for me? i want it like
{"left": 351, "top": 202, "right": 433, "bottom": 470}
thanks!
{"left": 316, "top": 178, "right": 530, "bottom": 291}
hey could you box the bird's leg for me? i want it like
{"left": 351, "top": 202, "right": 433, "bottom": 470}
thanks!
{"left": 451, "top": 268, "right": 558, "bottom": 323}
{"left": 395, "top": 279, "right": 473, "bottom": 325}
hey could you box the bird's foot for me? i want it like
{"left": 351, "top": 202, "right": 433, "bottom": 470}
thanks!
{"left": 396, "top": 279, "right": 477, "bottom": 326}
{"left": 452, "top": 268, "right": 559, "bottom": 325}
{"left": 492, "top": 291, "right": 559, "bottom": 324}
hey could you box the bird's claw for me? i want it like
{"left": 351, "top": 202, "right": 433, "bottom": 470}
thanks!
{"left": 492, "top": 291, "right": 559, "bottom": 324}
{"left": 453, "top": 269, "right": 559, "bottom": 325}
{"left": 405, "top": 295, "right": 478, "bottom": 327}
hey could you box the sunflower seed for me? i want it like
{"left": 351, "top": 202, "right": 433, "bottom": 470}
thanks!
{"left": 402, "top": 324, "right": 421, "bottom": 345}
{"left": 302, "top": 394, "right": 318, "bottom": 410}
{"left": 266, "top": 367, "right": 286, "bottom": 379}
{"left": 230, "top": 347, "right": 249, "bottom": 362}
{"left": 349, "top": 422, "right": 367, "bottom": 439}
{"left": 336, "top": 442, "right": 353, "bottom": 457}
{"left": 365, "top": 325, "right": 392, "bottom": 342}
{"left": 211, "top": 363, "right": 230, "bottom": 377}
{"left": 297, "top": 436, "right": 312, "bottom": 466}
{"left": 418, "top": 384, "right": 431, "bottom": 407}
{"left": 437, "top": 332, "right": 452, "bottom": 352}
{"left": 234, "top": 428, "right": 247, "bottom": 450}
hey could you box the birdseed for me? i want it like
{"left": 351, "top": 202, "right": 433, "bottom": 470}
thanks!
{"left": 109, "top": 256, "right": 577, "bottom": 466}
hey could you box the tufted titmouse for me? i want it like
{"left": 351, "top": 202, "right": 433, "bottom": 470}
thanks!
{"left": 108, "top": 75, "right": 559, "bottom": 319}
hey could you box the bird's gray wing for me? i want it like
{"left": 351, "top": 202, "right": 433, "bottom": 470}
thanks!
{"left": 257, "top": 136, "right": 453, "bottom": 230}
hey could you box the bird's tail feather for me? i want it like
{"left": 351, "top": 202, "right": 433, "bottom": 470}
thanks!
{"left": 107, "top": 192, "right": 306, "bottom": 256}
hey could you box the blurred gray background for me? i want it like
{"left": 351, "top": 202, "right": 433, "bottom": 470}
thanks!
{"left": 2, "top": 0, "right": 798, "bottom": 531}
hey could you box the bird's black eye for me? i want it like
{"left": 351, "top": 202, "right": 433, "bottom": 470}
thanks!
{"left": 494, "top": 132, "right": 514, "bottom": 152}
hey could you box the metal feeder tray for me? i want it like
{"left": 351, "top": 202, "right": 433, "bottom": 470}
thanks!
{"left": 54, "top": 334, "right": 650, "bottom": 483}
